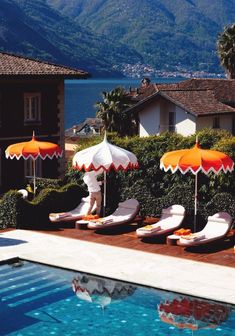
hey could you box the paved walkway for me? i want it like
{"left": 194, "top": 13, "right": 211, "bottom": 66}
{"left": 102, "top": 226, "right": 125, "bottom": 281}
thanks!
{"left": 1, "top": 229, "right": 235, "bottom": 305}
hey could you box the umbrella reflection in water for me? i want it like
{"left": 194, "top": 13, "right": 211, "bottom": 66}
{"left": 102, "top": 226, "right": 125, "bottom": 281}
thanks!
{"left": 158, "top": 293, "right": 231, "bottom": 331}
{"left": 72, "top": 273, "right": 136, "bottom": 309}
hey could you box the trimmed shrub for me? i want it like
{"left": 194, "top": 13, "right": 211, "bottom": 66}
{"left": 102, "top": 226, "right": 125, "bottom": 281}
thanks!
{"left": 203, "top": 192, "right": 235, "bottom": 221}
{"left": 66, "top": 130, "right": 235, "bottom": 222}
{"left": 0, "top": 183, "right": 87, "bottom": 230}
{"left": 0, "top": 191, "right": 22, "bottom": 229}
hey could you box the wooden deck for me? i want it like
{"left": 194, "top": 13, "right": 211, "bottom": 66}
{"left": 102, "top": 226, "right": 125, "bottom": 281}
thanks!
{"left": 39, "top": 220, "right": 235, "bottom": 268}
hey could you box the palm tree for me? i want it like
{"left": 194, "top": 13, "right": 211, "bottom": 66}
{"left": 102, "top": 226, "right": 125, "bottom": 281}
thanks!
{"left": 95, "top": 87, "right": 137, "bottom": 136}
{"left": 217, "top": 24, "right": 235, "bottom": 79}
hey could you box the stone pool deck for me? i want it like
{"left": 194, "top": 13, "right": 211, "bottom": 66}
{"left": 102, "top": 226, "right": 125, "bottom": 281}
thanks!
{"left": 1, "top": 229, "right": 235, "bottom": 305}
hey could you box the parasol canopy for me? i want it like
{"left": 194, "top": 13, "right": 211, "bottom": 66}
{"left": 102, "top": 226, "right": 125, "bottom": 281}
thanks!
{"left": 158, "top": 296, "right": 230, "bottom": 331}
{"left": 5, "top": 132, "right": 63, "bottom": 195}
{"left": 72, "top": 133, "right": 138, "bottom": 172}
{"left": 72, "top": 273, "right": 136, "bottom": 309}
{"left": 5, "top": 132, "right": 63, "bottom": 160}
{"left": 72, "top": 133, "right": 138, "bottom": 214}
{"left": 160, "top": 137, "right": 234, "bottom": 230}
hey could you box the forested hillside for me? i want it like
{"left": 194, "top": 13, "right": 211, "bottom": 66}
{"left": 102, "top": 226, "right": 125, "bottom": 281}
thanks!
{"left": 48, "top": 0, "right": 235, "bottom": 73}
{"left": 1, "top": 0, "right": 235, "bottom": 76}
{"left": 0, "top": 0, "right": 141, "bottom": 76}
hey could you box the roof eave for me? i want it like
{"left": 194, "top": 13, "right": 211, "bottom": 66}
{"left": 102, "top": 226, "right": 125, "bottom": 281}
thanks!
{"left": 0, "top": 73, "right": 91, "bottom": 80}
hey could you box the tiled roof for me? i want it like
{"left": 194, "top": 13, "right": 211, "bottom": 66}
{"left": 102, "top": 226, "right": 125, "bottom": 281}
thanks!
{"left": 0, "top": 52, "right": 89, "bottom": 78}
{"left": 126, "top": 78, "right": 235, "bottom": 116}
{"left": 156, "top": 78, "right": 235, "bottom": 102}
{"left": 65, "top": 118, "right": 103, "bottom": 137}
{"left": 161, "top": 90, "right": 235, "bottom": 116}
{"left": 135, "top": 83, "right": 158, "bottom": 100}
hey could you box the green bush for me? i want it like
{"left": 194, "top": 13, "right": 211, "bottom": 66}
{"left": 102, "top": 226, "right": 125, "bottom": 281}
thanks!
{"left": 66, "top": 130, "right": 235, "bottom": 223}
{"left": 0, "top": 190, "right": 22, "bottom": 229}
{"left": 203, "top": 192, "right": 235, "bottom": 221}
{"left": 0, "top": 183, "right": 87, "bottom": 230}
{"left": 2, "top": 129, "right": 234, "bottom": 230}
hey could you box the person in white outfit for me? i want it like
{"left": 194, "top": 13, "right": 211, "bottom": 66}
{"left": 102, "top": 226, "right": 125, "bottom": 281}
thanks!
{"left": 83, "top": 171, "right": 102, "bottom": 216}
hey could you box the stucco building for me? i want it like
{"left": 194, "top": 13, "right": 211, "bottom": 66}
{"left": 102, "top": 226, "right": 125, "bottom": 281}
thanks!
{"left": 127, "top": 78, "right": 235, "bottom": 137}
{"left": 0, "top": 52, "right": 89, "bottom": 192}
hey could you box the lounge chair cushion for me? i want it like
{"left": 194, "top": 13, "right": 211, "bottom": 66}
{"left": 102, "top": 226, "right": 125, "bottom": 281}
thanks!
{"left": 178, "top": 211, "right": 233, "bottom": 247}
{"left": 118, "top": 199, "right": 140, "bottom": 210}
{"left": 207, "top": 216, "right": 232, "bottom": 224}
{"left": 49, "top": 196, "right": 95, "bottom": 222}
{"left": 136, "top": 204, "right": 186, "bottom": 238}
{"left": 162, "top": 205, "right": 185, "bottom": 216}
{"left": 86, "top": 198, "right": 140, "bottom": 229}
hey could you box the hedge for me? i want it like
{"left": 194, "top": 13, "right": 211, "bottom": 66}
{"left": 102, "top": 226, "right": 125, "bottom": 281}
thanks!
{"left": 0, "top": 183, "right": 87, "bottom": 230}
{"left": 1, "top": 129, "right": 234, "bottom": 231}
{"left": 65, "top": 129, "right": 235, "bottom": 229}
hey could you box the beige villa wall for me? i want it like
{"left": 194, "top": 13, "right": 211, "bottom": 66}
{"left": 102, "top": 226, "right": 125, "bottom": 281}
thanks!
{"left": 197, "top": 114, "right": 233, "bottom": 133}
{"left": 175, "top": 106, "right": 196, "bottom": 136}
{"left": 139, "top": 99, "right": 196, "bottom": 137}
{"left": 139, "top": 102, "right": 160, "bottom": 136}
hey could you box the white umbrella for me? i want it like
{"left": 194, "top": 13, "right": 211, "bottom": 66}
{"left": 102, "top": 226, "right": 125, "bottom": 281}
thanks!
{"left": 72, "top": 133, "right": 138, "bottom": 214}
{"left": 72, "top": 273, "right": 136, "bottom": 309}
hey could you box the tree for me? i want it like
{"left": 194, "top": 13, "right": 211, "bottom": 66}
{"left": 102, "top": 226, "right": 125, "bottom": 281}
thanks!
{"left": 217, "top": 24, "right": 235, "bottom": 79}
{"left": 95, "top": 86, "right": 137, "bottom": 136}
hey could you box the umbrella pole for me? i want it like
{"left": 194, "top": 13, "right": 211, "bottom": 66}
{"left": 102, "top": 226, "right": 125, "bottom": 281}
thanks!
{"left": 33, "top": 159, "right": 36, "bottom": 196}
{"left": 103, "top": 171, "right": 107, "bottom": 216}
{"left": 194, "top": 173, "right": 198, "bottom": 232}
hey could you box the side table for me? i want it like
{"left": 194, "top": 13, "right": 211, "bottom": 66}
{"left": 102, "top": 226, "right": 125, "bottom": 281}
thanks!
{"left": 142, "top": 217, "right": 160, "bottom": 226}
{"left": 166, "top": 234, "right": 180, "bottom": 246}
{"left": 75, "top": 220, "right": 89, "bottom": 230}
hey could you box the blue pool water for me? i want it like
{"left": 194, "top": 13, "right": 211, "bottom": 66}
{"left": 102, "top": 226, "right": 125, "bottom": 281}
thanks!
{"left": 0, "top": 260, "right": 235, "bottom": 336}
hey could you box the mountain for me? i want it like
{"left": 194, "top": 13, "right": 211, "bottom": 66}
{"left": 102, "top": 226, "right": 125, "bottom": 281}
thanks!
{"left": 1, "top": 0, "right": 235, "bottom": 76}
{"left": 48, "top": 0, "right": 235, "bottom": 74}
{"left": 0, "top": 0, "right": 142, "bottom": 76}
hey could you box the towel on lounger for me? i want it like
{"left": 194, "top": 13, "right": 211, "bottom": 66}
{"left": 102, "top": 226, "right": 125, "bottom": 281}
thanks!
{"left": 92, "top": 219, "right": 114, "bottom": 225}
{"left": 139, "top": 225, "right": 161, "bottom": 232}
{"left": 180, "top": 234, "right": 205, "bottom": 242}
{"left": 49, "top": 212, "right": 70, "bottom": 219}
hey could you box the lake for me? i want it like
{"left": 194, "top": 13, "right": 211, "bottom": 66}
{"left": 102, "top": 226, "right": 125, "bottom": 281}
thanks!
{"left": 64, "top": 78, "right": 182, "bottom": 129}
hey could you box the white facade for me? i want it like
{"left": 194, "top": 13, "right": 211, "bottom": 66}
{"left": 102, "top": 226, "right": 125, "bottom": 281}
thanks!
{"left": 139, "top": 102, "right": 160, "bottom": 136}
{"left": 175, "top": 105, "right": 196, "bottom": 136}
{"left": 138, "top": 95, "right": 235, "bottom": 137}
{"left": 197, "top": 114, "right": 234, "bottom": 133}
{"left": 139, "top": 97, "right": 196, "bottom": 137}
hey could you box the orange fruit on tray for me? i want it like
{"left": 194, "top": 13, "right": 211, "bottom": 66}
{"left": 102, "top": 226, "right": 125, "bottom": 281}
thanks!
{"left": 174, "top": 228, "right": 191, "bottom": 236}
{"left": 82, "top": 214, "right": 99, "bottom": 220}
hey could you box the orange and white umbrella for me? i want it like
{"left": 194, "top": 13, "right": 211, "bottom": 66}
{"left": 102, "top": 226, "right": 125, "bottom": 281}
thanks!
{"left": 160, "top": 137, "right": 234, "bottom": 229}
{"left": 158, "top": 296, "right": 230, "bottom": 331}
{"left": 5, "top": 132, "right": 63, "bottom": 194}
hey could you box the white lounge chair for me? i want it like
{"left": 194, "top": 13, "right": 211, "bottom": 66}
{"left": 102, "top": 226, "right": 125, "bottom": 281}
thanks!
{"left": 81, "top": 199, "right": 140, "bottom": 229}
{"left": 136, "top": 205, "right": 186, "bottom": 238}
{"left": 49, "top": 196, "right": 95, "bottom": 223}
{"left": 178, "top": 212, "right": 233, "bottom": 247}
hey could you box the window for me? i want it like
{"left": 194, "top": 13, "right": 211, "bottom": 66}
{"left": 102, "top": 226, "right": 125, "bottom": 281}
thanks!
{"left": 24, "top": 159, "right": 42, "bottom": 180}
{"left": 213, "top": 116, "right": 220, "bottom": 129}
{"left": 0, "top": 149, "right": 1, "bottom": 186}
{"left": 0, "top": 91, "right": 2, "bottom": 127}
{"left": 232, "top": 117, "right": 235, "bottom": 136}
{"left": 24, "top": 93, "right": 41, "bottom": 124}
{"left": 168, "top": 111, "right": 175, "bottom": 132}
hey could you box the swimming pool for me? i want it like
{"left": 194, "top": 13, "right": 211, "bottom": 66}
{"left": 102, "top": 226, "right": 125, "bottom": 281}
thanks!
{"left": 1, "top": 259, "right": 235, "bottom": 335}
